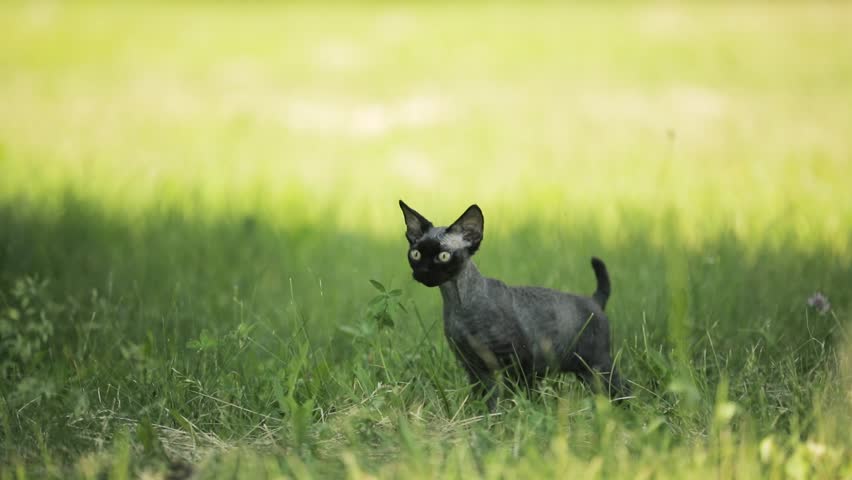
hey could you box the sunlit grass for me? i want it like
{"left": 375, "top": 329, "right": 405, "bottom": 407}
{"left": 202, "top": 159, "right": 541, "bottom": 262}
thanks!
{"left": 1, "top": 1, "right": 851, "bottom": 478}
{"left": 2, "top": 2, "right": 850, "bottom": 242}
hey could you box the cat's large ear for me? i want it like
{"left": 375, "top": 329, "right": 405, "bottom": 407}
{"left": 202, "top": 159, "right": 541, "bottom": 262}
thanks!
{"left": 399, "top": 200, "right": 433, "bottom": 245}
{"left": 448, "top": 204, "right": 484, "bottom": 253}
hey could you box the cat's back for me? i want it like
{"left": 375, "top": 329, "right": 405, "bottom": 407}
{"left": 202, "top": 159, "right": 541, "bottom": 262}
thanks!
{"left": 505, "top": 283, "right": 604, "bottom": 326}
{"left": 507, "top": 282, "right": 594, "bottom": 304}
{"left": 475, "top": 276, "right": 605, "bottom": 332}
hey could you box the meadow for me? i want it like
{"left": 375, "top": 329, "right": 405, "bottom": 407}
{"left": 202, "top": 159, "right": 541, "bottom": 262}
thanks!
{"left": 1, "top": 1, "right": 851, "bottom": 478}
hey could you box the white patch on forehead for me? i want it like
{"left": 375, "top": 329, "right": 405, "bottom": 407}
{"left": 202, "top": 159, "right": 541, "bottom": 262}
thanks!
{"left": 418, "top": 227, "right": 470, "bottom": 251}
{"left": 421, "top": 227, "right": 444, "bottom": 241}
{"left": 439, "top": 232, "right": 470, "bottom": 250}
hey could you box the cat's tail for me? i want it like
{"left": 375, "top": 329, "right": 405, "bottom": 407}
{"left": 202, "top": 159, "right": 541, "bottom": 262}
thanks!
{"left": 591, "top": 257, "right": 610, "bottom": 310}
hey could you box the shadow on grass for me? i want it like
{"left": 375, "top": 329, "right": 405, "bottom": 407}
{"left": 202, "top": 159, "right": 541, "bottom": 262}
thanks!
{"left": 0, "top": 193, "right": 849, "bottom": 469}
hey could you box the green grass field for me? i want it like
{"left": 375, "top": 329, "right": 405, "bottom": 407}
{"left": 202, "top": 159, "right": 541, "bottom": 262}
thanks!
{"left": 1, "top": 1, "right": 851, "bottom": 478}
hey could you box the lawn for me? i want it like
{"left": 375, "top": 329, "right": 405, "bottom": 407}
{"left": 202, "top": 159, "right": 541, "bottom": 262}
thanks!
{"left": 1, "top": 1, "right": 851, "bottom": 478}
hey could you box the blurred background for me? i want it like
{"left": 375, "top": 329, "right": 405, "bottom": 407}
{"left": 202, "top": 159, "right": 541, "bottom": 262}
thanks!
{"left": 2, "top": 1, "right": 850, "bottom": 242}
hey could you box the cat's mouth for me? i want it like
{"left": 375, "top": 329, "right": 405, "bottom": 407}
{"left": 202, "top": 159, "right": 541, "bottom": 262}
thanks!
{"left": 413, "top": 272, "right": 445, "bottom": 287}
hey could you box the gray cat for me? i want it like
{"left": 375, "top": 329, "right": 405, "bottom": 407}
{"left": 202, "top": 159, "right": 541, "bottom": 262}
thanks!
{"left": 399, "top": 200, "right": 628, "bottom": 409}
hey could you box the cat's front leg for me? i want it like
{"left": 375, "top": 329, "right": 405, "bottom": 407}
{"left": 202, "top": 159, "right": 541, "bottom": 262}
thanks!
{"left": 465, "top": 366, "right": 498, "bottom": 411}
{"left": 576, "top": 362, "right": 630, "bottom": 401}
{"left": 447, "top": 332, "right": 501, "bottom": 410}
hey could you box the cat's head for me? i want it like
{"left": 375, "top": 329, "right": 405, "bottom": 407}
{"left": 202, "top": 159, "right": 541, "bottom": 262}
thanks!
{"left": 398, "top": 200, "right": 483, "bottom": 287}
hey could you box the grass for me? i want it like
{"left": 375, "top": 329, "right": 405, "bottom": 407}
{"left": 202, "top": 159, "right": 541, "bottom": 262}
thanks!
{"left": 1, "top": 1, "right": 851, "bottom": 478}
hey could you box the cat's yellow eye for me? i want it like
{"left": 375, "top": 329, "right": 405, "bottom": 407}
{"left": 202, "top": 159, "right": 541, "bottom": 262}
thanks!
{"left": 437, "top": 251, "right": 452, "bottom": 263}
{"left": 409, "top": 249, "right": 421, "bottom": 261}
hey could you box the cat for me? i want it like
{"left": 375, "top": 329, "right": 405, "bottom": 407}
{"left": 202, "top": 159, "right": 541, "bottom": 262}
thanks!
{"left": 399, "top": 200, "right": 628, "bottom": 410}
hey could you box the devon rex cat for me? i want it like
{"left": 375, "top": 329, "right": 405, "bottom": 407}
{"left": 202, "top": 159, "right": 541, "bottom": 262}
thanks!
{"left": 399, "top": 200, "right": 628, "bottom": 409}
